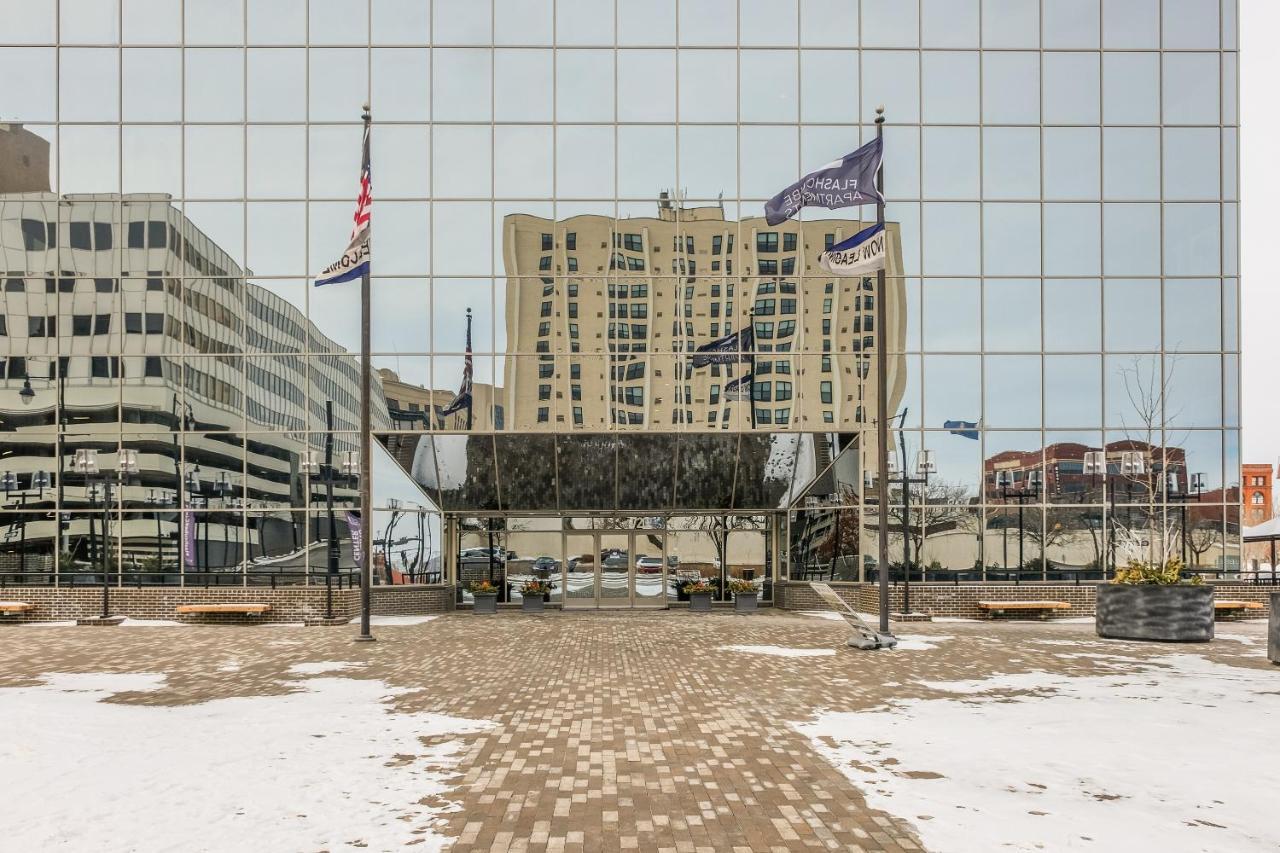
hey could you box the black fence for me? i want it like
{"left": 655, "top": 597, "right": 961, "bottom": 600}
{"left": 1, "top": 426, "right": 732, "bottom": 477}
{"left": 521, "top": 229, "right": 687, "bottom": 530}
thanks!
{"left": 0, "top": 570, "right": 361, "bottom": 590}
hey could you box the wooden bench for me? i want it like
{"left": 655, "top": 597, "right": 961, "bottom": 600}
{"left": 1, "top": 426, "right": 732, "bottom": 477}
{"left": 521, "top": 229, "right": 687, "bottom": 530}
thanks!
{"left": 1214, "top": 600, "right": 1264, "bottom": 615}
{"left": 0, "top": 601, "right": 35, "bottom": 616}
{"left": 176, "top": 603, "right": 271, "bottom": 616}
{"left": 978, "top": 600, "right": 1071, "bottom": 620}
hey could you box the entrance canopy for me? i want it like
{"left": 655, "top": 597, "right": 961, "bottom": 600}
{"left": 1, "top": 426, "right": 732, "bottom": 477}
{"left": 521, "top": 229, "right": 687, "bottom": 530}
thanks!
{"left": 381, "top": 432, "right": 826, "bottom": 514}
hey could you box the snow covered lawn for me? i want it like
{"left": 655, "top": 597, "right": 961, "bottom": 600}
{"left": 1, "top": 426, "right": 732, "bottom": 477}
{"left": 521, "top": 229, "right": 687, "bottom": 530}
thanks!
{"left": 0, "top": 670, "right": 490, "bottom": 851}
{"left": 795, "top": 653, "right": 1280, "bottom": 852}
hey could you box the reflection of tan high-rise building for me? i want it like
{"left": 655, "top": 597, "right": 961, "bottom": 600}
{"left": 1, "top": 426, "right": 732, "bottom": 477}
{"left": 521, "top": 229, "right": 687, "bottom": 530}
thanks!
{"left": 0, "top": 124, "right": 50, "bottom": 193}
{"left": 500, "top": 199, "right": 905, "bottom": 439}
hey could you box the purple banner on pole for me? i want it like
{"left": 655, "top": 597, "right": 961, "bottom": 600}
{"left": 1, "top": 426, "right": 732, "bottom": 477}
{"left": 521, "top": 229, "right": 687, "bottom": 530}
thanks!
{"left": 182, "top": 512, "right": 196, "bottom": 568}
{"left": 346, "top": 511, "right": 363, "bottom": 566}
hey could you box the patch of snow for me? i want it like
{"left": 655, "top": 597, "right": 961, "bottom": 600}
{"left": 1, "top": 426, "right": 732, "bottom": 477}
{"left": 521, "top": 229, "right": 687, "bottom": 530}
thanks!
{"left": 1, "top": 670, "right": 491, "bottom": 852}
{"left": 928, "top": 616, "right": 983, "bottom": 623}
{"left": 216, "top": 662, "right": 241, "bottom": 673}
{"left": 287, "top": 661, "right": 362, "bottom": 675}
{"left": 718, "top": 645, "right": 836, "bottom": 658}
{"left": 18, "top": 620, "right": 77, "bottom": 628}
{"left": 889, "top": 635, "right": 954, "bottom": 651}
{"left": 1054, "top": 616, "right": 1097, "bottom": 624}
{"left": 796, "top": 654, "right": 1280, "bottom": 853}
{"left": 347, "top": 614, "right": 440, "bottom": 626}
{"left": 264, "top": 622, "right": 305, "bottom": 628}
{"left": 116, "top": 617, "right": 183, "bottom": 627}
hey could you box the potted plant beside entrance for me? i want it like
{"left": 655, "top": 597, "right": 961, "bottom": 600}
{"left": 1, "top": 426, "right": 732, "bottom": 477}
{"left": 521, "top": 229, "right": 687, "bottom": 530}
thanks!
{"left": 470, "top": 579, "right": 499, "bottom": 614}
{"left": 1096, "top": 558, "right": 1213, "bottom": 642}
{"left": 684, "top": 580, "right": 714, "bottom": 613}
{"left": 520, "top": 579, "right": 551, "bottom": 613}
{"left": 728, "top": 579, "right": 758, "bottom": 613}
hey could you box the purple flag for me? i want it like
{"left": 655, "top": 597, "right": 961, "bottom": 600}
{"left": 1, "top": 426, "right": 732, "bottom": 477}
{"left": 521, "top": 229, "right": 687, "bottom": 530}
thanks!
{"left": 345, "top": 511, "right": 363, "bottom": 566}
{"left": 764, "top": 137, "right": 884, "bottom": 226}
{"left": 182, "top": 512, "right": 196, "bottom": 568}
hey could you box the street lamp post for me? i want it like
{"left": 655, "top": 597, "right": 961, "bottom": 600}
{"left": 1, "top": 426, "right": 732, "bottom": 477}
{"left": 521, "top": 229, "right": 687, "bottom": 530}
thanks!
{"left": 145, "top": 488, "right": 171, "bottom": 578}
{"left": 996, "top": 469, "right": 1042, "bottom": 583}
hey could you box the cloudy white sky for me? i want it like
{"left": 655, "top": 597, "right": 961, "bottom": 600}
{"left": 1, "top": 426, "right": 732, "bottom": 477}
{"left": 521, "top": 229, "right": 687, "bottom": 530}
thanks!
{"left": 1240, "top": 0, "right": 1278, "bottom": 466}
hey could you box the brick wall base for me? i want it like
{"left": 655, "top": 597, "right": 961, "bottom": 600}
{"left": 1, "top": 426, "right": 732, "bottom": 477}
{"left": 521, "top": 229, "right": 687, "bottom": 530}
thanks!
{"left": 777, "top": 581, "right": 1275, "bottom": 621}
{"left": 0, "top": 584, "right": 458, "bottom": 625}
{"left": 371, "top": 585, "right": 456, "bottom": 615}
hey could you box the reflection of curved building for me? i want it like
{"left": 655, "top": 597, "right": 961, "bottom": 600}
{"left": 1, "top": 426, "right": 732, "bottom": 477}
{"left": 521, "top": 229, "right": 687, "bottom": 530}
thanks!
{"left": 0, "top": 187, "right": 389, "bottom": 569}
{"left": 501, "top": 199, "right": 906, "bottom": 434}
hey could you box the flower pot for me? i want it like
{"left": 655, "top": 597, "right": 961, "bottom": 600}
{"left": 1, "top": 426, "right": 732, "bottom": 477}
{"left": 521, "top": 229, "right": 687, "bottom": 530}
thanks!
{"left": 689, "top": 591, "right": 712, "bottom": 613}
{"left": 734, "top": 591, "right": 758, "bottom": 613}
{"left": 472, "top": 592, "right": 498, "bottom": 614}
{"left": 1096, "top": 584, "right": 1213, "bottom": 642}
{"left": 521, "top": 595, "right": 545, "bottom": 614}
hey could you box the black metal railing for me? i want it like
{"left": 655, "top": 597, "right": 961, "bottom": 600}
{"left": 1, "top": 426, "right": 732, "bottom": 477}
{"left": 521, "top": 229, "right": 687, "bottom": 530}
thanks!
{"left": 0, "top": 570, "right": 361, "bottom": 590}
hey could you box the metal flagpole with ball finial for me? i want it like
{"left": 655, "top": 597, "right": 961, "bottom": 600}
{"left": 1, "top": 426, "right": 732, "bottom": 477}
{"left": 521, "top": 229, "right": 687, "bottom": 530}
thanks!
{"left": 355, "top": 103, "right": 375, "bottom": 643}
{"left": 873, "top": 105, "right": 893, "bottom": 637}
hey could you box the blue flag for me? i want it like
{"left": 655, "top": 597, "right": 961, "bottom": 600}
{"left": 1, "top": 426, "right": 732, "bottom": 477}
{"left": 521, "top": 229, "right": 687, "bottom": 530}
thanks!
{"left": 691, "top": 326, "right": 755, "bottom": 369}
{"left": 943, "top": 420, "right": 979, "bottom": 440}
{"left": 764, "top": 137, "right": 884, "bottom": 226}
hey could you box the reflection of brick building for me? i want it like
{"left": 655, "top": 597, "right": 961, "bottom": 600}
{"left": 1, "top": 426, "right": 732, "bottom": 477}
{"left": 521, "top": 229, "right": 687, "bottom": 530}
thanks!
{"left": 984, "top": 441, "right": 1186, "bottom": 504}
{"left": 0, "top": 124, "right": 50, "bottom": 193}
{"left": 1242, "top": 463, "right": 1273, "bottom": 526}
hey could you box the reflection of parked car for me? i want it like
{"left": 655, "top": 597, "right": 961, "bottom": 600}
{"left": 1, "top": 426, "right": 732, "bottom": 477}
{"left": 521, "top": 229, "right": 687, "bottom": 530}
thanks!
{"left": 635, "top": 556, "right": 663, "bottom": 573}
{"left": 602, "top": 553, "right": 629, "bottom": 571}
{"left": 532, "top": 556, "right": 559, "bottom": 574}
{"left": 567, "top": 554, "right": 594, "bottom": 572}
{"left": 460, "top": 547, "right": 506, "bottom": 563}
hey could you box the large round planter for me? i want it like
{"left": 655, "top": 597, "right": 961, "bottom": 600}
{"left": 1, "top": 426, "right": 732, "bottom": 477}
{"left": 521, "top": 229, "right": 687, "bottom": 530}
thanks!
{"left": 734, "top": 592, "right": 758, "bottom": 613}
{"left": 1096, "top": 584, "right": 1214, "bottom": 642}
{"left": 472, "top": 593, "right": 498, "bottom": 615}
{"left": 1268, "top": 592, "right": 1279, "bottom": 665}
{"left": 689, "top": 591, "right": 712, "bottom": 613}
{"left": 521, "top": 595, "right": 545, "bottom": 614}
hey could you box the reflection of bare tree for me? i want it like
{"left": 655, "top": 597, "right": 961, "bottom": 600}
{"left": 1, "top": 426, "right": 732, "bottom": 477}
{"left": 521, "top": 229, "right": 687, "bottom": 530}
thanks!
{"left": 1115, "top": 356, "right": 1185, "bottom": 565}
{"left": 1187, "top": 522, "right": 1222, "bottom": 569}
{"left": 692, "top": 514, "right": 766, "bottom": 569}
{"left": 595, "top": 515, "right": 664, "bottom": 552}
{"left": 882, "top": 479, "right": 976, "bottom": 566}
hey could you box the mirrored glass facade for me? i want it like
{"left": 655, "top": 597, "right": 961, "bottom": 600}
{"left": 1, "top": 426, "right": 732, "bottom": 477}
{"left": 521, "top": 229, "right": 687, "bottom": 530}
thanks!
{"left": 0, "top": 0, "right": 1240, "bottom": 602}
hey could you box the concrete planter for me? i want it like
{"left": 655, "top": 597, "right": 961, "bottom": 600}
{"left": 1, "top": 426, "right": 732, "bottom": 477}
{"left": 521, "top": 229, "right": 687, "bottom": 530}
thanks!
{"left": 734, "top": 592, "right": 758, "bottom": 613}
{"left": 521, "top": 595, "right": 545, "bottom": 614}
{"left": 472, "top": 593, "right": 498, "bottom": 614}
{"left": 689, "top": 591, "right": 712, "bottom": 613}
{"left": 1269, "top": 593, "right": 1280, "bottom": 664}
{"left": 1096, "top": 584, "right": 1214, "bottom": 642}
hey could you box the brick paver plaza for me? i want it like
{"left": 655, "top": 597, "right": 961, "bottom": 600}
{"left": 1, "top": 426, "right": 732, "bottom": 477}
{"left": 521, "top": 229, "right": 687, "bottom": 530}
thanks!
{"left": 3, "top": 611, "right": 1276, "bottom": 852}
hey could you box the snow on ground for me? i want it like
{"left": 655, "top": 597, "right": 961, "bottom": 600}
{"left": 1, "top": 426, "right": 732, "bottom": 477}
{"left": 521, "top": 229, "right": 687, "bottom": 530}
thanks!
{"left": 719, "top": 644, "right": 836, "bottom": 658}
{"left": 117, "top": 617, "right": 183, "bottom": 627}
{"left": 795, "top": 653, "right": 1280, "bottom": 853}
{"left": 889, "top": 635, "right": 954, "bottom": 651}
{"left": 18, "top": 620, "right": 77, "bottom": 627}
{"left": 348, "top": 614, "right": 440, "bottom": 626}
{"left": 0, "top": 670, "right": 491, "bottom": 852}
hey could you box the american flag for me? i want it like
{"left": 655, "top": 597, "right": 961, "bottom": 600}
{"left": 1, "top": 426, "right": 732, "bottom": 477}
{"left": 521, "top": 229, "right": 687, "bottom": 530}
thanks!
{"left": 441, "top": 308, "right": 474, "bottom": 425}
{"left": 315, "top": 122, "right": 372, "bottom": 286}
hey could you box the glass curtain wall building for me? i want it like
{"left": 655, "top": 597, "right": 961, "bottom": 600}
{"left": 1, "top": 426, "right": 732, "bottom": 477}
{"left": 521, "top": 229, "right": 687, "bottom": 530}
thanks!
{"left": 0, "top": 0, "right": 1239, "bottom": 606}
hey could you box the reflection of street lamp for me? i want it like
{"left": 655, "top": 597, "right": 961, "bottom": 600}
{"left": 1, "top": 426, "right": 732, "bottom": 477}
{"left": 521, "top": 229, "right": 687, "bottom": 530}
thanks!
{"left": 1084, "top": 449, "right": 1145, "bottom": 577}
{"left": 996, "top": 468, "right": 1042, "bottom": 582}
{"left": 76, "top": 448, "right": 138, "bottom": 617}
{"left": 1, "top": 470, "right": 50, "bottom": 578}
{"left": 1167, "top": 471, "right": 1205, "bottom": 567}
{"left": 384, "top": 498, "right": 404, "bottom": 584}
{"left": 866, "top": 430, "right": 932, "bottom": 614}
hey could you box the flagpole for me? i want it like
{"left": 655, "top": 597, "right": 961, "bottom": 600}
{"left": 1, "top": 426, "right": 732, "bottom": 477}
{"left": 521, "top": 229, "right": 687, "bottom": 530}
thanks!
{"left": 747, "top": 307, "right": 757, "bottom": 430}
{"left": 465, "top": 308, "right": 474, "bottom": 432}
{"left": 355, "top": 102, "right": 375, "bottom": 643}
{"left": 873, "top": 106, "right": 892, "bottom": 636}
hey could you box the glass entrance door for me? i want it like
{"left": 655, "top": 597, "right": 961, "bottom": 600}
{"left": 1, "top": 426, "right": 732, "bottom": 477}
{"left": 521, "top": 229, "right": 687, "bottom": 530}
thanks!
{"left": 564, "top": 533, "right": 596, "bottom": 608}
{"left": 598, "top": 533, "right": 630, "bottom": 606}
{"left": 560, "top": 529, "right": 669, "bottom": 608}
